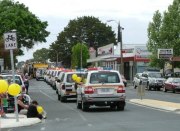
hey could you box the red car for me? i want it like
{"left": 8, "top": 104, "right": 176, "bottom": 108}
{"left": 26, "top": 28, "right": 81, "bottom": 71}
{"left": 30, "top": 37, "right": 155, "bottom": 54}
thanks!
{"left": 163, "top": 77, "right": 180, "bottom": 93}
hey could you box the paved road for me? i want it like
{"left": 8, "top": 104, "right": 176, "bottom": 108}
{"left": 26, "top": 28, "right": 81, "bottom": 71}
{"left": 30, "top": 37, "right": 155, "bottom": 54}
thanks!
{"left": 8, "top": 79, "right": 180, "bottom": 131}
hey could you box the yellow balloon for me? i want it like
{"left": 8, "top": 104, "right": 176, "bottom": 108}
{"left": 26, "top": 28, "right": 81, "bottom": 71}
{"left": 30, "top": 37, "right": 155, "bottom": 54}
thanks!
{"left": 76, "top": 77, "right": 82, "bottom": 83}
{"left": 72, "top": 74, "right": 77, "bottom": 81}
{"left": 0, "top": 80, "right": 8, "bottom": 93}
{"left": 8, "top": 83, "right": 21, "bottom": 96}
{"left": 37, "top": 106, "right": 44, "bottom": 114}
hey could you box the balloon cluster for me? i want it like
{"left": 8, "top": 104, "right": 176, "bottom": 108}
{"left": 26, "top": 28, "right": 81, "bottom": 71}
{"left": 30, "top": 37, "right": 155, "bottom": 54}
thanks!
{"left": 0, "top": 80, "right": 21, "bottom": 96}
{"left": 72, "top": 74, "right": 82, "bottom": 83}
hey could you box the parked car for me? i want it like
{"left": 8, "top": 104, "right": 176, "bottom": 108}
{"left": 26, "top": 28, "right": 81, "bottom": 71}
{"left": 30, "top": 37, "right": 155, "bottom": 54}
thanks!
{"left": 0, "top": 74, "right": 26, "bottom": 94}
{"left": 76, "top": 69, "right": 126, "bottom": 111}
{"left": 133, "top": 73, "right": 142, "bottom": 89}
{"left": 141, "top": 71, "right": 166, "bottom": 91}
{"left": 163, "top": 77, "right": 180, "bottom": 93}
{"left": 57, "top": 71, "right": 85, "bottom": 102}
{"left": 36, "top": 68, "right": 46, "bottom": 81}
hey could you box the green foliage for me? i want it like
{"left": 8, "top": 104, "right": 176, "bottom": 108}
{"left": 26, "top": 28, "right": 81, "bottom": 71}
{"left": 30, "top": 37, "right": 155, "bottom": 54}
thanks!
{"left": 0, "top": 0, "right": 50, "bottom": 55}
{"left": 71, "top": 43, "right": 89, "bottom": 68}
{"left": 147, "top": 0, "right": 180, "bottom": 68}
{"left": 33, "top": 48, "right": 49, "bottom": 63}
{"left": 50, "top": 16, "right": 116, "bottom": 67}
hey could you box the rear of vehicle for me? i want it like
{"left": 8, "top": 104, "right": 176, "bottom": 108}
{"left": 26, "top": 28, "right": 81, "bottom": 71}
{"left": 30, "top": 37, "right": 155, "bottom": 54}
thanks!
{"left": 58, "top": 72, "right": 85, "bottom": 102}
{"left": 77, "top": 70, "right": 126, "bottom": 111}
{"left": 36, "top": 68, "right": 46, "bottom": 81}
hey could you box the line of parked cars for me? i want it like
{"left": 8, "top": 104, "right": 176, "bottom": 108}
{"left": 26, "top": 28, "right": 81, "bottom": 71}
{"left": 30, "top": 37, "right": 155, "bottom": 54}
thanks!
{"left": 133, "top": 70, "right": 180, "bottom": 93}
{"left": 41, "top": 67, "right": 126, "bottom": 111}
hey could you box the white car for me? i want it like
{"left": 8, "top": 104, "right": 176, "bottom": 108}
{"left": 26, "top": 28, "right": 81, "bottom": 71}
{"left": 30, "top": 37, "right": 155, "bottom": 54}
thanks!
{"left": 36, "top": 68, "right": 46, "bottom": 81}
{"left": 133, "top": 73, "right": 142, "bottom": 89}
{"left": 0, "top": 74, "right": 26, "bottom": 94}
{"left": 76, "top": 69, "right": 126, "bottom": 111}
{"left": 50, "top": 70, "right": 61, "bottom": 89}
{"left": 57, "top": 71, "right": 85, "bottom": 102}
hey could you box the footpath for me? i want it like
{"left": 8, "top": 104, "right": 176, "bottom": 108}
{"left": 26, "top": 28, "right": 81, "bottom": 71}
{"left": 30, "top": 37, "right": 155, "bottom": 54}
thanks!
{"left": 0, "top": 113, "right": 41, "bottom": 129}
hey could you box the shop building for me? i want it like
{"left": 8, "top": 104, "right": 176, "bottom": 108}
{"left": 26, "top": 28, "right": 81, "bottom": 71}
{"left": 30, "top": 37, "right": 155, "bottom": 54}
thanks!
{"left": 87, "top": 43, "right": 151, "bottom": 81}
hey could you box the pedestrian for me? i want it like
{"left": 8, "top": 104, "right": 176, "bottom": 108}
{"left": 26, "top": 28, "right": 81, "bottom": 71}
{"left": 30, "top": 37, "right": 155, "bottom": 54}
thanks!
{"left": 26, "top": 100, "right": 43, "bottom": 120}
{"left": 0, "top": 93, "right": 7, "bottom": 118}
{"left": 24, "top": 73, "right": 30, "bottom": 94}
{"left": 17, "top": 95, "right": 29, "bottom": 114}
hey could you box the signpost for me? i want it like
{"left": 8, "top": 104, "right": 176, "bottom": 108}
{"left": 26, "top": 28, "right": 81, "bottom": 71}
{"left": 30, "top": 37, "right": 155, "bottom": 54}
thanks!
{"left": 158, "top": 49, "right": 173, "bottom": 59}
{"left": 3, "top": 31, "right": 19, "bottom": 122}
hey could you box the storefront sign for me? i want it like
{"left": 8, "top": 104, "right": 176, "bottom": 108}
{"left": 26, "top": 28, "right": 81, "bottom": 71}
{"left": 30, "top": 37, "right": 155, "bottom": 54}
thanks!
{"left": 97, "top": 43, "right": 114, "bottom": 56}
{"left": 158, "top": 49, "right": 173, "bottom": 59}
{"left": 134, "top": 46, "right": 151, "bottom": 62}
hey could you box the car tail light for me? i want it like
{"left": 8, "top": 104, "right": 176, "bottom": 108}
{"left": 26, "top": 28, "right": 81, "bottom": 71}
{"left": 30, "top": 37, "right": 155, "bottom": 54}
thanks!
{"left": 62, "top": 84, "right": 65, "bottom": 90}
{"left": 84, "top": 86, "right": 94, "bottom": 94}
{"left": 117, "top": 85, "right": 125, "bottom": 93}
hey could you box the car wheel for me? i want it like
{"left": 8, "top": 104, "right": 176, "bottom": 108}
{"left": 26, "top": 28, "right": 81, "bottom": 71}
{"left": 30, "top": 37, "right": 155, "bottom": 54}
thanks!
{"left": 173, "top": 89, "right": 176, "bottom": 93}
{"left": 147, "top": 84, "right": 151, "bottom": 91}
{"left": 58, "top": 93, "right": 61, "bottom": 101}
{"left": 61, "top": 96, "right": 66, "bottom": 102}
{"left": 163, "top": 87, "right": 167, "bottom": 92}
{"left": 77, "top": 99, "right": 82, "bottom": 109}
{"left": 82, "top": 101, "right": 89, "bottom": 111}
{"left": 117, "top": 105, "right": 124, "bottom": 111}
{"left": 110, "top": 105, "right": 116, "bottom": 110}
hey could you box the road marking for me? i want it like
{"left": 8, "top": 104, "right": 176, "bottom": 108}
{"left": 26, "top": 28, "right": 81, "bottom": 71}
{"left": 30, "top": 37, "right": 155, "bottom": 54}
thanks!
{"left": 41, "top": 127, "right": 46, "bottom": 130}
{"left": 39, "top": 90, "right": 88, "bottom": 122}
{"left": 40, "top": 90, "right": 56, "bottom": 101}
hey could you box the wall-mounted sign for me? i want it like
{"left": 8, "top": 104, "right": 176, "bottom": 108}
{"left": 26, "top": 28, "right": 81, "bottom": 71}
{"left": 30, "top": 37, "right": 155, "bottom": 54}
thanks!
{"left": 134, "top": 46, "right": 151, "bottom": 62}
{"left": 97, "top": 43, "right": 114, "bottom": 56}
{"left": 158, "top": 49, "right": 173, "bottom": 59}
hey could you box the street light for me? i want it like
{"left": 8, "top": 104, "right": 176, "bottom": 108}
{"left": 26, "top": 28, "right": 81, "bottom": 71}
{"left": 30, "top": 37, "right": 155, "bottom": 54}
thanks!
{"left": 107, "top": 20, "right": 124, "bottom": 75}
{"left": 72, "top": 35, "right": 83, "bottom": 69}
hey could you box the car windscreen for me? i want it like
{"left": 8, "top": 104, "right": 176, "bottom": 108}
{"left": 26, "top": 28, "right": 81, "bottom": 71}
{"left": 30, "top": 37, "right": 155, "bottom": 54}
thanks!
{"left": 90, "top": 72, "right": 120, "bottom": 84}
{"left": 173, "top": 78, "right": 180, "bottom": 83}
{"left": 149, "top": 73, "right": 162, "bottom": 78}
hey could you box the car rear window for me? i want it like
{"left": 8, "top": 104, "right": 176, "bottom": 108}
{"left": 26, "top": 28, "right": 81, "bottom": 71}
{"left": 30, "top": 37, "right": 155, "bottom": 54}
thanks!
{"left": 66, "top": 73, "right": 85, "bottom": 83}
{"left": 90, "top": 72, "right": 120, "bottom": 84}
{"left": 1, "top": 75, "right": 22, "bottom": 85}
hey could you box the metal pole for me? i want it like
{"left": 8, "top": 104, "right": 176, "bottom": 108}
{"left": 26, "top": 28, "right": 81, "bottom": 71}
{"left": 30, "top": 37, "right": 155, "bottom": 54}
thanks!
{"left": 56, "top": 52, "right": 58, "bottom": 67}
{"left": 80, "top": 42, "right": 82, "bottom": 70}
{"left": 10, "top": 49, "right": 19, "bottom": 122}
{"left": 118, "top": 21, "right": 124, "bottom": 75}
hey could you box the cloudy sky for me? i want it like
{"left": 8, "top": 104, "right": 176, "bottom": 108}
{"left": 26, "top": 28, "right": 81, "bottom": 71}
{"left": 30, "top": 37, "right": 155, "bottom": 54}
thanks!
{"left": 16, "top": 0, "right": 174, "bottom": 61}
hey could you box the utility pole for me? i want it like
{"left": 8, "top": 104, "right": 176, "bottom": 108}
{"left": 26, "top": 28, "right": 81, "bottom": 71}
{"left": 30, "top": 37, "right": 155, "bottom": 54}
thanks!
{"left": 118, "top": 21, "right": 124, "bottom": 75}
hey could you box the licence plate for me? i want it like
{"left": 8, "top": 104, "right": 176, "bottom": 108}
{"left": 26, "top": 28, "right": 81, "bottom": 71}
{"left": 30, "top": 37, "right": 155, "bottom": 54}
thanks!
{"left": 97, "top": 88, "right": 114, "bottom": 94}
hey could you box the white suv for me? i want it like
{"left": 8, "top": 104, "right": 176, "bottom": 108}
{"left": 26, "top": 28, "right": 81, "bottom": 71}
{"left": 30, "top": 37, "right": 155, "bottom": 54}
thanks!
{"left": 57, "top": 71, "right": 85, "bottom": 102}
{"left": 76, "top": 70, "right": 126, "bottom": 111}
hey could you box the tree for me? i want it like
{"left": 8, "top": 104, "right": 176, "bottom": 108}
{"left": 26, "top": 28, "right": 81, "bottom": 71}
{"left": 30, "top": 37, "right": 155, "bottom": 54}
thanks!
{"left": 0, "top": 0, "right": 49, "bottom": 60}
{"left": 71, "top": 43, "right": 89, "bottom": 69}
{"left": 33, "top": 48, "right": 49, "bottom": 63}
{"left": 51, "top": 16, "right": 116, "bottom": 67}
{"left": 147, "top": 0, "right": 180, "bottom": 68}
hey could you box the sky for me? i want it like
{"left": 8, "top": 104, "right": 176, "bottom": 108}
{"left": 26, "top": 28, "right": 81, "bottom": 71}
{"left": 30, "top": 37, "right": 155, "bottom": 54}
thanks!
{"left": 16, "top": 0, "right": 174, "bottom": 62}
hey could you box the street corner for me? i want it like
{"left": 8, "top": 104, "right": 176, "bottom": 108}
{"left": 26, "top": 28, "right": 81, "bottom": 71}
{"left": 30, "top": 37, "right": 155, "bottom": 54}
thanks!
{"left": 0, "top": 114, "right": 42, "bottom": 129}
{"left": 129, "top": 99, "right": 180, "bottom": 112}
